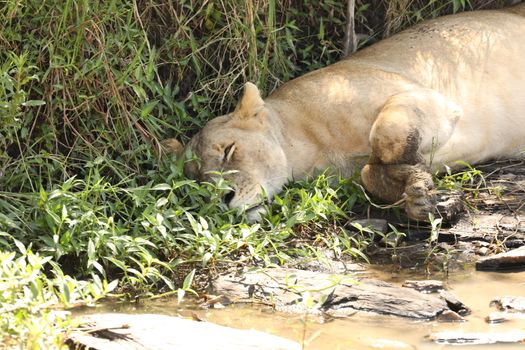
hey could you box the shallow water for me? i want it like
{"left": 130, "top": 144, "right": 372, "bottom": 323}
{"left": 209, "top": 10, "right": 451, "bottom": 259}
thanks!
{"left": 82, "top": 268, "right": 525, "bottom": 349}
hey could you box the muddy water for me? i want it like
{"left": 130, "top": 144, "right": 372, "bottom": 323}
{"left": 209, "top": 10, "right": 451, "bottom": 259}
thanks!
{"left": 85, "top": 268, "right": 524, "bottom": 350}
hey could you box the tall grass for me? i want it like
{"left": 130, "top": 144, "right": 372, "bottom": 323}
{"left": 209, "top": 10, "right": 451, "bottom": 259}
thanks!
{"left": 0, "top": 0, "right": 513, "bottom": 347}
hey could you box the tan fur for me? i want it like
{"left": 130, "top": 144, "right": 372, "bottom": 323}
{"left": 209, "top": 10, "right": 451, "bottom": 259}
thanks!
{"left": 171, "top": 4, "right": 525, "bottom": 221}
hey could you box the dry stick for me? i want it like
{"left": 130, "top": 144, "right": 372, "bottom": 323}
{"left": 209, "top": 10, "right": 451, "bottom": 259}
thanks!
{"left": 343, "top": 0, "right": 357, "bottom": 56}
{"left": 245, "top": 0, "right": 258, "bottom": 80}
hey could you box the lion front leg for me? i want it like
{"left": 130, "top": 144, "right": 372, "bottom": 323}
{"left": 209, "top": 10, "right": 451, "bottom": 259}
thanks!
{"left": 361, "top": 89, "right": 463, "bottom": 221}
{"left": 361, "top": 161, "right": 436, "bottom": 220}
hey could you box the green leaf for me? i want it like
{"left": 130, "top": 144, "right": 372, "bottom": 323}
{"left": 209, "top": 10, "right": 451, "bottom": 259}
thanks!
{"left": 92, "top": 260, "right": 106, "bottom": 276}
{"left": 21, "top": 100, "right": 46, "bottom": 107}
{"left": 318, "top": 17, "right": 325, "bottom": 40}
{"left": 152, "top": 184, "right": 171, "bottom": 191}
{"left": 61, "top": 205, "right": 68, "bottom": 221}
{"left": 13, "top": 238, "right": 26, "bottom": 255}
{"left": 106, "top": 279, "right": 119, "bottom": 293}
{"left": 177, "top": 288, "right": 186, "bottom": 303}
{"left": 182, "top": 269, "right": 195, "bottom": 290}
{"left": 131, "top": 85, "right": 148, "bottom": 100}
{"left": 87, "top": 239, "right": 95, "bottom": 260}
{"left": 156, "top": 197, "right": 168, "bottom": 207}
{"left": 140, "top": 100, "right": 159, "bottom": 118}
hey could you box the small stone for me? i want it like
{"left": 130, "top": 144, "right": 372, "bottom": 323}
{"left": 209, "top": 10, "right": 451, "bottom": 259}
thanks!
{"left": 402, "top": 280, "right": 443, "bottom": 293}
{"left": 491, "top": 296, "right": 525, "bottom": 312}
{"left": 437, "top": 310, "right": 465, "bottom": 322}
{"left": 473, "top": 240, "right": 490, "bottom": 248}
{"left": 477, "top": 247, "right": 490, "bottom": 256}
{"left": 486, "top": 311, "right": 525, "bottom": 323}
{"left": 485, "top": 312, "right": 510, "bottom": 324}
{"left": 439, "top": 290, "right": 471, "bottom": 316}
{"left": 200, "top": 294, "right": 231, "bottom": 308}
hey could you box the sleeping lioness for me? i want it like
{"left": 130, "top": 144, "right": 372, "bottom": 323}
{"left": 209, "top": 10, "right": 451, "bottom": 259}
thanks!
{"left": 167, "top": 4, "right": 525, "bottom": 222}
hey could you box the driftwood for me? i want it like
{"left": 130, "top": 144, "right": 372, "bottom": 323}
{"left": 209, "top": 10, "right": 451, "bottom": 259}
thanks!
{"left": 68, "top": 313, "right": 301, "bottom": 350}
{"left": 343, "top": 0, "right": 357, "bottom": 56}
{"left": 213, "top": 268, "right": 452, "bottom": 320}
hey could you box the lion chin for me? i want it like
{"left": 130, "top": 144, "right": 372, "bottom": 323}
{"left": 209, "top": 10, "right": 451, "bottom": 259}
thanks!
{"left": 164, "top": 3, "right": 525, "bottom": 222}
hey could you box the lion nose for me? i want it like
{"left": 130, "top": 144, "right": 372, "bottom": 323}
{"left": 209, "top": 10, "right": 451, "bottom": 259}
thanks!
{"left": 223, "top": 190, "right": 235, "bottom": 206}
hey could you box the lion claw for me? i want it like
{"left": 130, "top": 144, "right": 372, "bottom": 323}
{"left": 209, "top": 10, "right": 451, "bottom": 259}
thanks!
{"left": 404, "top": 189, "right": 463, "bottom": 222}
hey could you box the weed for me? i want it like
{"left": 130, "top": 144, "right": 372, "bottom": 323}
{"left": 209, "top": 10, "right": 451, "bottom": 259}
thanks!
{"left": 423, "top": 213, "right": 457, "bottom": 275}
{"left": 437, "top": 161, "right": 486, "bottom": 196}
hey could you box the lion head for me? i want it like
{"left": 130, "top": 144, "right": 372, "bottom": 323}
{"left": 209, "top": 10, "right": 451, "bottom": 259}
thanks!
{"left": 166, "top": 83, "right": 290, "bottom": 221}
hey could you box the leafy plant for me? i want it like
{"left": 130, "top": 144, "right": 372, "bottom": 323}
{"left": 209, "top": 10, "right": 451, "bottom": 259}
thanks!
{"left": 0, "top": 240, "right": 117, "bottom": 349}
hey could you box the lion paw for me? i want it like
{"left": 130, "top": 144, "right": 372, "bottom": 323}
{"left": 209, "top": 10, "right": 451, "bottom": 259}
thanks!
{"left": 404, "top": 192, "right": 436, "bottom": 221}
{"left": 403, "top": 170, "right": 436, "bottom": 221}
{"left": 404, "top": 187, "right": 464, "bottom": 222}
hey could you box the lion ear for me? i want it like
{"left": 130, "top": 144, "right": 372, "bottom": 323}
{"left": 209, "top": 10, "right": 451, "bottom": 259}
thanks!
{"left": 160, "top": 138, "right": 185, "bottom": 158}
{"left": 234, "top": 82, "right": 264, "bottom": 119}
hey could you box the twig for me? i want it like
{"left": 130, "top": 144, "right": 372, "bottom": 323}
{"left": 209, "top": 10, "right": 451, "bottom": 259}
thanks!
{"left": 343, "top": 0, "right": 357, "bottom": 56}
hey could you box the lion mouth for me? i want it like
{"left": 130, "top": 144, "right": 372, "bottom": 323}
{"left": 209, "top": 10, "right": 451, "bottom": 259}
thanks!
{"left": 232, "top": 194, "right": 270, "bottom": 212}
{"left": 244, "top": 201, "right": 270, "bottom": 222}
{"left": 245, "top": 200, "right": 269, "bottom": 213}
{"left": 246, "top": 203, "right": 264, "bottom": 213}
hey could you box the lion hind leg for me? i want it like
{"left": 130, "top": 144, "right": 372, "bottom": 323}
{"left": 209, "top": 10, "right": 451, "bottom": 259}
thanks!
{"left": 361, "top": 89, "right": 463, "bottom": 221}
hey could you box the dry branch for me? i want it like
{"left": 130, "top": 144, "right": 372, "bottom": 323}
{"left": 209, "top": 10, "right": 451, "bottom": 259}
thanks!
{"left": 343, "top": 0, "right": 357, "bottom": 56}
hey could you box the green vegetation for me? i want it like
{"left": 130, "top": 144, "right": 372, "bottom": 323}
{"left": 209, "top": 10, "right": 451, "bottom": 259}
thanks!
{"left": 0, "top": 0, "right": 510, "bottom": 347}
{"left": 437, "top": 161, "right": 487, "bottom": 197}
